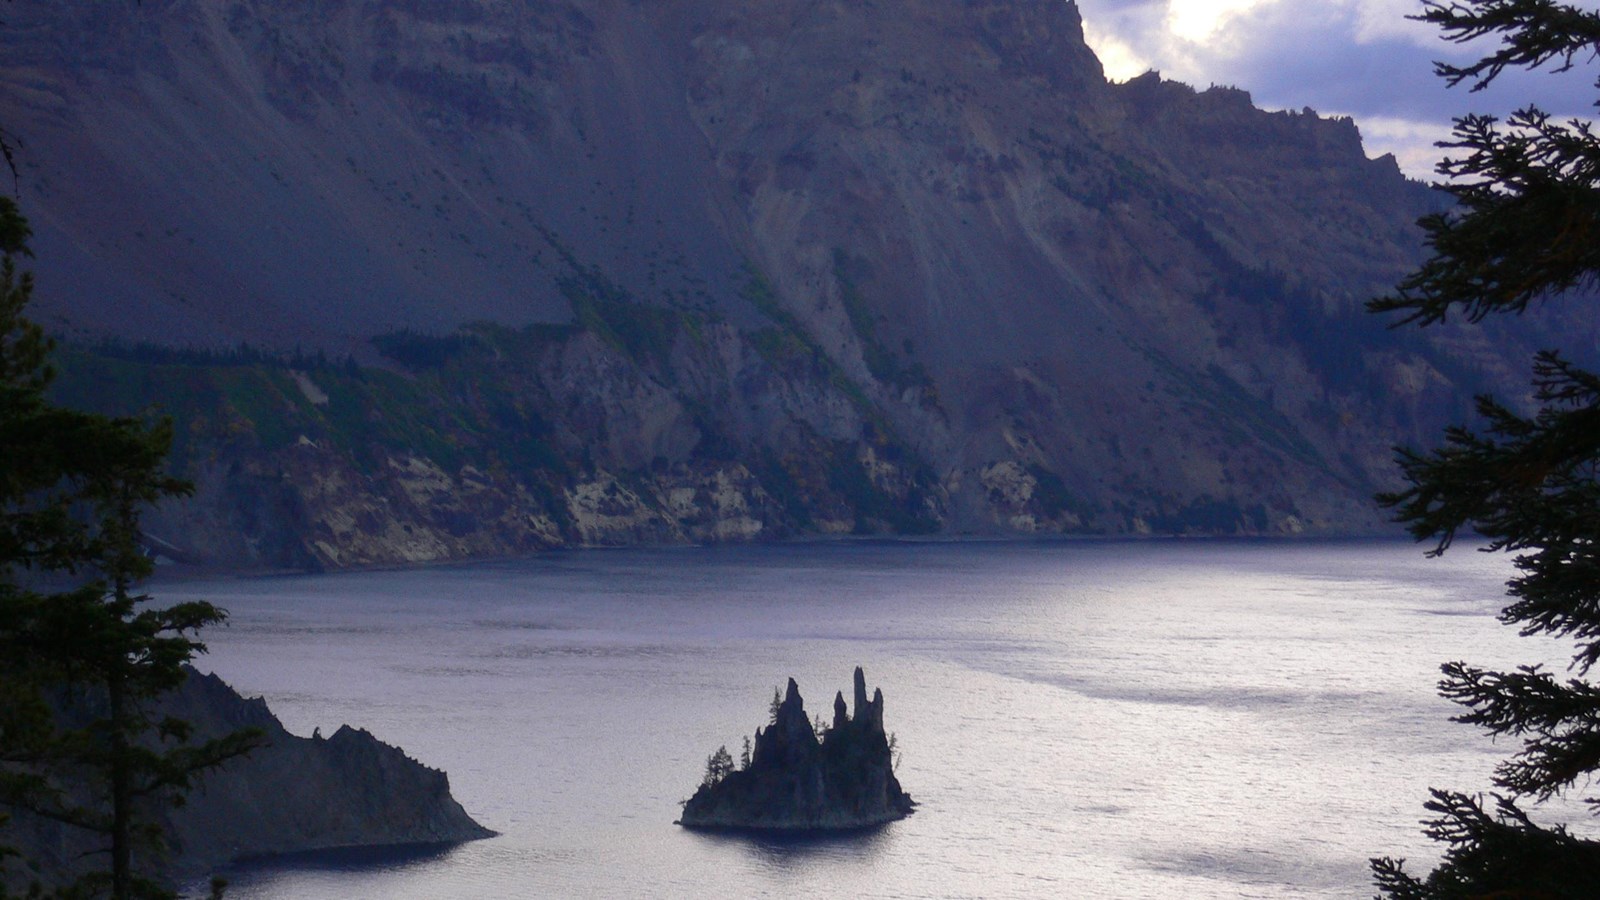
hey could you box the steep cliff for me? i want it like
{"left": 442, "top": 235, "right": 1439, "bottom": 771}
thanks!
{"left": 2, "top": 670, "right": 493, "bottom": 891}
{"left": 4, "top": 0, "right": 1587, "bottom": 565}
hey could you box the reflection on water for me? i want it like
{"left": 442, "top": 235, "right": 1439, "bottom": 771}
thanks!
{"left": 691, "top": 823, "right": 896, "bottom": 870}
{"left": 164, "top": 539, "right": 1575, "bottom": 899}
{"left": 224, "top": 842, "right": 466, "bottom": 878}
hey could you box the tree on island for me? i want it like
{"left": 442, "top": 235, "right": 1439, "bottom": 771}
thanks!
{"left": 1369, "top": 1, "right": 1600, "bottom": 895}
{"left": 0, "top": 195, "right": 261, "bottom": 899}
{"left": 701, "top": 746, "right": 735, "bottom": 788}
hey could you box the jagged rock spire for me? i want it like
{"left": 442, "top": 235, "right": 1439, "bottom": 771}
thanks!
{"left": 679, "top": 668, "right": 914, "bottom": 830}
{"left": 764, "top": 676, "right": 816, "bottom": 752}
{"left": 848, "top": 666, "right": 887, "bottom": 733}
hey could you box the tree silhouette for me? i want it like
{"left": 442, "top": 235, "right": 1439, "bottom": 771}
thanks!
{"left": 1370, "top": 2, "right": 1600, "bottom": 896}
{"left": 0, "top": 194, "right": 261, "bottom": 899}
{"left": 701, "top": 745, "right": 734, "bottom": 788}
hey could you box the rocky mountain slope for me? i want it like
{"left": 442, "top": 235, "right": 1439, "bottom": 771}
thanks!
{"left": 4, "top": 0, "right": 1588, "bottom": 566}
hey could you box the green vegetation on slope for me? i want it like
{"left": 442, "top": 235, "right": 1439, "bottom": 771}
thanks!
{"left": 46, "top": 257, "right": 947, "bottom": 561}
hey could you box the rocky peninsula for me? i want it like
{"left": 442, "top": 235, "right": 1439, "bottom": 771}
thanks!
{"left": 3, "top": 670, "right": 493, "bottom": 892}
{"left": 678, "top": 668, "right": 914, "bottom": 831}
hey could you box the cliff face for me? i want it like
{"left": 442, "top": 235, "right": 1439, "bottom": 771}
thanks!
{"left": 47, "top": 310, "right": 946, "bottom": 569}
{"left": 3, "top": 0, "right": 1582, "bottom": 564}
{"left": 3, "top": 671, "right": 492, "bottom": 891}
{"left": 157, "top": 671, "right": 494, "bottom": 874}
{"left": 679, "top": 669, "right": 913, "bottom": 831}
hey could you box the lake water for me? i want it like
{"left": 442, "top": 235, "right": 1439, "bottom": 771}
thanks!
{"left": 160, "top": 539, "right": 1583, "bottom": 899}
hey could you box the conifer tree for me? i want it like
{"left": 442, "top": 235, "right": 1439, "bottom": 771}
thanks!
{"left": 1370, "top": 2, "right": 1600, "bottom": 896}
{"left": 0, "top": 194, "right": 261, "bottom": 899}
{"left": 701, "top": 746, "right": 734, "bottom": 788}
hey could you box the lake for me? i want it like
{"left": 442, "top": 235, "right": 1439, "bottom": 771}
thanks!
{"left": 161, "top": 539, "right": 1578, "bottom": 898}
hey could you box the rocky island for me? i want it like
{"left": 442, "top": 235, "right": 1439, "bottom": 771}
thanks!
{"left": 679, "top": 668, "right": 914, "bottom": 831}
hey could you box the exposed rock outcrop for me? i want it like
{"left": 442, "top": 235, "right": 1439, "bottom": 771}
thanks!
{"left": 2, "top": 670, "right": 493, "bottom": 892}
{"left": 8, "top": 1, "right": 1597, "bottom": 564}
{"left": 679, "top": 668, "right": 913, "bottom": 831}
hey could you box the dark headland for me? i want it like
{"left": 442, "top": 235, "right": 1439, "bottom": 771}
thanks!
{"left": 3, "top": 670, "right": 493, "bottom": 893}
{"left": 678, "top": 667, "right": 914, "bottom": 831}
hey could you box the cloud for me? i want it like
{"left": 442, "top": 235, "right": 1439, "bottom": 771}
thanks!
{"left": 1166, "top": 0, "right": 1275, "bottom": 43}
{"left": 1076, "top": 0, "right": 1600, "bottom": 178}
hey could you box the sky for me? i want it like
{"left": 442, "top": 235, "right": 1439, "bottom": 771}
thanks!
{"left": 1075, "top": 0, "right": 1600, "bottom": 179}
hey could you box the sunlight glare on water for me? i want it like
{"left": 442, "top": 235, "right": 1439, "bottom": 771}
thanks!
{"left": 162, "top": 539, "right": 1582, "bottom": 899}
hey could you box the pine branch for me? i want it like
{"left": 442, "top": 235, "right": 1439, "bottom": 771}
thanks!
{"left": 1375, "top": 790, "right": 1600, "bottom": 898}
{"left": 1369, "top": 113, "right": 1600, "bottom": 326}
{"left": 1379, "top": 357, "right": 1600, "bottom": 670}
{"left": 1442, "top": 663, "right": 1600, "bottom": 736}
{"left": 1441, "top": 662, "right": 1600, "bottom": 800}
{"left": 1415, "top": 1, "right": 1600, "bottom": 91}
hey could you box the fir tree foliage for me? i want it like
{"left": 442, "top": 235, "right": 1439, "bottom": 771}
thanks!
{"left": 701, "top": 745, "right": 734, "bottom": 788}
{"left": 0, "top": 194, "right": 262, "bottom": 899}
{"left": 1370, "top": 2, "right": 1600, "bottom": 897}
